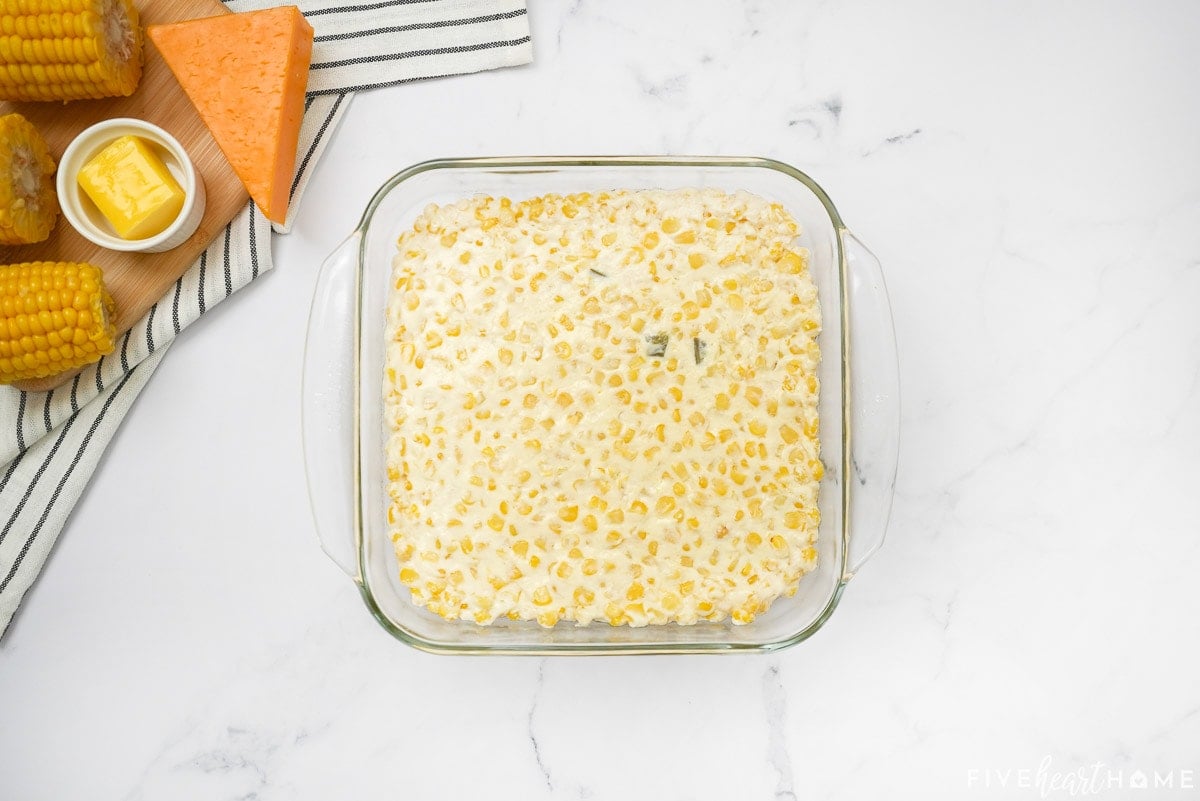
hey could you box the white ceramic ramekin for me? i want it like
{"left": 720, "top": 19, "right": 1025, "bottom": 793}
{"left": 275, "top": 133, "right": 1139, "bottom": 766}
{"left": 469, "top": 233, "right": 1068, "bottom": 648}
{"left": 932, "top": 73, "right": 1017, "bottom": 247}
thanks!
{"left": 56, "top": 118, "right": 206, "bottom": 254}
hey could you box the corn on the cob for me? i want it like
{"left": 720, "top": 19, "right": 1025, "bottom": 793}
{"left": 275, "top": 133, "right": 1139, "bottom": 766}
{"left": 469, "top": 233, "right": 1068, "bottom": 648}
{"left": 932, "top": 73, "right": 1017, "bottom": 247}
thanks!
{"left": 0, "top": 113, "right": 58, "bottom": 245}
{"left": 0, "top": 0, "right": 143, "bottom": 102}
{"left": 0, "top": 260, "right": 116, "bottom": 382}
{"left": 383, "top": 189, "right": 823, "bottom": 628}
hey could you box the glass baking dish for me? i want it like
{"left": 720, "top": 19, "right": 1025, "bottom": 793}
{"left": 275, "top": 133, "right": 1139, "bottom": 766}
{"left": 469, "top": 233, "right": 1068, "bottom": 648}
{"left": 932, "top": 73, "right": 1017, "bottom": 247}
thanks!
{"left": 302, "top": 156, "right": 899, "bottom": 655}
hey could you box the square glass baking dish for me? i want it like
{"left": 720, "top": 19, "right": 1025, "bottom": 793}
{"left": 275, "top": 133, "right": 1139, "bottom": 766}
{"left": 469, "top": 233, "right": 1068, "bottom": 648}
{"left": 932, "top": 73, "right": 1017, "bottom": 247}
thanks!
{"left": 302, "top": 156, "right": 899, "bottom": 654}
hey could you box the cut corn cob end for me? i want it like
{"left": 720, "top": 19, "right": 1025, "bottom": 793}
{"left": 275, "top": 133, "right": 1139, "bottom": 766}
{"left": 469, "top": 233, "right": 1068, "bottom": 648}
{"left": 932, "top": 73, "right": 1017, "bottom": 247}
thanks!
{"left": 0, "top": 261, "right": 116, "bottom": 383}
{"left": 0, "top": 0, "right": 143, "bottom": 103}
{"left": 0, "top": 113, "right": 59, "bottom": 245}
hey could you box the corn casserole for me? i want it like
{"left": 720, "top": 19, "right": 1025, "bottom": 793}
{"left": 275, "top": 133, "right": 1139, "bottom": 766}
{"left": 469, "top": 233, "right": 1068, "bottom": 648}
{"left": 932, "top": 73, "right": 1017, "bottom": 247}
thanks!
{"left": 384, "top": 188, "right": 822, "bottom": 627}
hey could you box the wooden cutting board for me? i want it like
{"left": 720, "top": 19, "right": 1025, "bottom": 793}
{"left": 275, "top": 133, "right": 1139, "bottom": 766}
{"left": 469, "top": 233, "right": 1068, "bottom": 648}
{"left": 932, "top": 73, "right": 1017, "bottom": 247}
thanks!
{"left": 0, "top": 0, "right": 248, "bottom": 393}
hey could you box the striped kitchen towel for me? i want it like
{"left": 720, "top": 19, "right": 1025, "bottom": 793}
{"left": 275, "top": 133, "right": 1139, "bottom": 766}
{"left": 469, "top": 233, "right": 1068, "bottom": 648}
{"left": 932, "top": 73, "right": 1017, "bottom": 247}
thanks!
{"left": 0, "top": 0, "right": 532, "bottom": 636}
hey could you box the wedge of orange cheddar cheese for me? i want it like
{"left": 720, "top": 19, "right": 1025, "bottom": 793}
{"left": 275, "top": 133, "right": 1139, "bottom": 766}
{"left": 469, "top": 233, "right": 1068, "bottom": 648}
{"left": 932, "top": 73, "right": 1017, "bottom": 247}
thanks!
{"left": 148, "top": 6, "right": 314, "bottom": 225}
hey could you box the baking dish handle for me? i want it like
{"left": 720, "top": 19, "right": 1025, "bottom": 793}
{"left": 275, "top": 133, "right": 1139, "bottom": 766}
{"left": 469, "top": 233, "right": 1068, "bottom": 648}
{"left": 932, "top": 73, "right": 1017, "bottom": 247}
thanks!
{"left": 842, "top": 230, "right": 900, "bottom": 578}
{"left": 301, "top": 232, "right": 362, "bottom": 580}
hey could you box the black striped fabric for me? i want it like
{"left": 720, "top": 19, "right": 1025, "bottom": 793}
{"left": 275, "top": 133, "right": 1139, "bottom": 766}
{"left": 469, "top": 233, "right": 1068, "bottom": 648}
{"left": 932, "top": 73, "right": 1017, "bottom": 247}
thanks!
{"left": 226, "top": 0, "right": 532, "bottom": 97}
{"left": 0, "top": 0, "right": 532, "bottom": 634}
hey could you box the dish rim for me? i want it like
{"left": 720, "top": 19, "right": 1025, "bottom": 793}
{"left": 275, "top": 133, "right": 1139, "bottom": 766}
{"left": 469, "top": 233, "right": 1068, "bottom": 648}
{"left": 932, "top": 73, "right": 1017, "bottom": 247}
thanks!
{"left": 346, "top": 155, "right": 856, "bottom": 655}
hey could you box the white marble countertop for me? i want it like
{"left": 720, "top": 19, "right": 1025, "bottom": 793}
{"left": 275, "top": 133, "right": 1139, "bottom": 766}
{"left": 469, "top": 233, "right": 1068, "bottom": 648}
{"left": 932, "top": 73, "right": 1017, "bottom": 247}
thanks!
{"left": 3, "top": 2, "right": 1199, "bottom": 799}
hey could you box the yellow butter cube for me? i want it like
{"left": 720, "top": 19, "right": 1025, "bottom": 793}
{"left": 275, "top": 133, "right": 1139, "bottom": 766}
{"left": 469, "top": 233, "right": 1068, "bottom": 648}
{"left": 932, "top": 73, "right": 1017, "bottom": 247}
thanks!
{"left": 77, "top": 135, "right": 185, "bottom": 240}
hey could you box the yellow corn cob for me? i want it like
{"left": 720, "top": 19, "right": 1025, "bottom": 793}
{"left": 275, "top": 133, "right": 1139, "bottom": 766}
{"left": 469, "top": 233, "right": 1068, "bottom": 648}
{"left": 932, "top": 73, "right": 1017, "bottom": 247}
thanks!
{"left": 0, "top": 261, "right": 116, "bottom": 383}
{"left": 0, "top": 0, "right": 143, "bottom": 102}
{"left": 0, "top": 113, "right": 58, "bottom": 245}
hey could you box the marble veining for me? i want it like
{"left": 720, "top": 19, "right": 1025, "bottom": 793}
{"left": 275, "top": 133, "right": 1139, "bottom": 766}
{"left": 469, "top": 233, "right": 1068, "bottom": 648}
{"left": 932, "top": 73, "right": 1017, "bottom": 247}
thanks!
{"left": 785, "top": 96, "right": 843, "bottom": 145}
{"left": 762, "top": 663, "right": 797, "bottom": 801}
{"left": 528, "top": 659, "right": 554, "bottom": 793}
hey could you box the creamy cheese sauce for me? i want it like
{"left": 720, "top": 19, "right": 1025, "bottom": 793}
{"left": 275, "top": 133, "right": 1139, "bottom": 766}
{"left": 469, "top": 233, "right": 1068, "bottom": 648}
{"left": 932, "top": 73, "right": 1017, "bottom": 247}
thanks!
{"left": 384, "top": 189, "right": 822, "bottom": 627}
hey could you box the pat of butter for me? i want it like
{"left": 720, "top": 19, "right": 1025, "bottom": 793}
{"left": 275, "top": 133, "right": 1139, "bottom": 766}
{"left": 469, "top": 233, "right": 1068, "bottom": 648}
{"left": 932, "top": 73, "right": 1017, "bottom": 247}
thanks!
{"left": 77, "top": 135, "right": 185, "bottom": 240}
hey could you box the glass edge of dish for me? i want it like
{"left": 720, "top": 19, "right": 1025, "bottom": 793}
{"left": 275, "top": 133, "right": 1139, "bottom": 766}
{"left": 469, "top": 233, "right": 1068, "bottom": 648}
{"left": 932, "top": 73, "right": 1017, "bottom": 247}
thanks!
{"left": 351, "top": 155, "right": 855, "bottom": 655}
